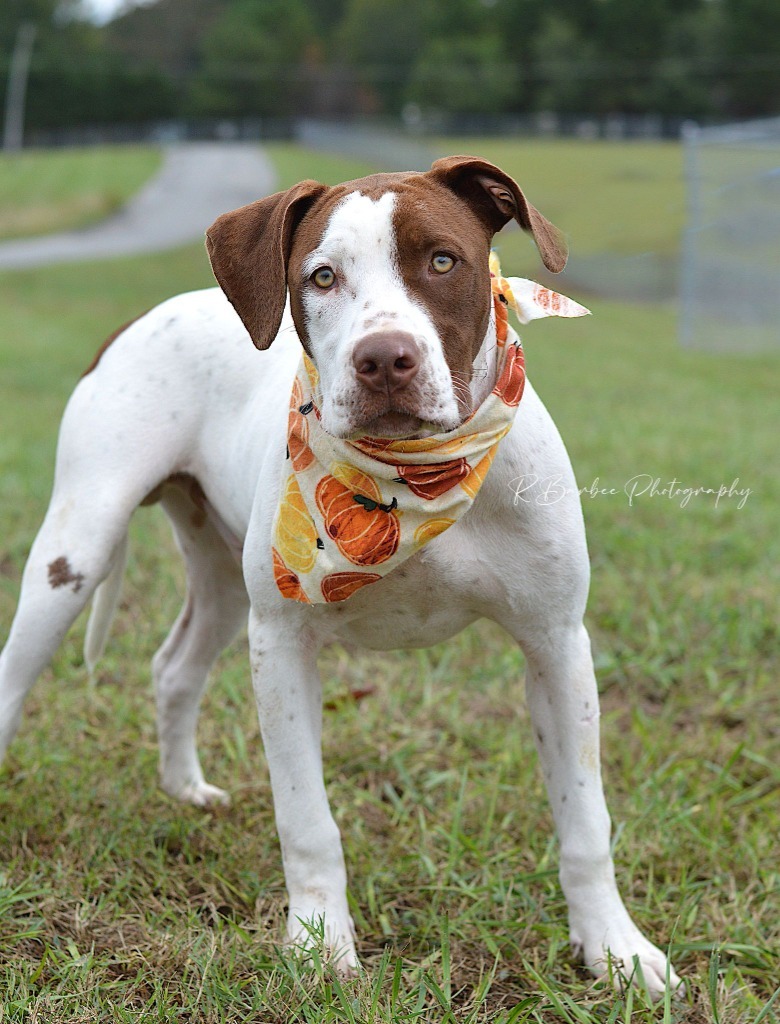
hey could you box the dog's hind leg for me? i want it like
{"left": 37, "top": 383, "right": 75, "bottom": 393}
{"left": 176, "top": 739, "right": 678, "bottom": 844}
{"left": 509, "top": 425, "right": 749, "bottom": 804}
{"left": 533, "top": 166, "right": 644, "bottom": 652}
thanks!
{"left": 151, "top": 482, "right": 248, "bottom": 807}
{"left": 0, "top": 487, "right": 134, "bottom": 762}
{"left": 0, "top": 349, "right": 195, "bottom": 769}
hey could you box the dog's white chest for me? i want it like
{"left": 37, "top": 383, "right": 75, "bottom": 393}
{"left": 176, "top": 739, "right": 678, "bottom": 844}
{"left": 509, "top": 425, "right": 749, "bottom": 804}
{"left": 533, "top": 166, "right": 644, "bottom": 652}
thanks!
{"left": 313, "top": 544, "right": 482, "bottom": 649}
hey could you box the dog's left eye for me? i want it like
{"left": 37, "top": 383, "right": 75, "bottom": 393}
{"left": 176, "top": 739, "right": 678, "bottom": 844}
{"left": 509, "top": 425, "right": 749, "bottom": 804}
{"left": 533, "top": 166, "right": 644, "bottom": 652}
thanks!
{"left": 431, "top": 253, "right": 455, "bottom": 274}
{"left": 312, "top": 267, "right": 336, "bottom": 289}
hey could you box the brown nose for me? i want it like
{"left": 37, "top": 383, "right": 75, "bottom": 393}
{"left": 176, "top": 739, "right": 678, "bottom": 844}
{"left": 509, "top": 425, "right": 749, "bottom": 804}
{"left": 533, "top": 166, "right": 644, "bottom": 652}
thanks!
{"left": 352, "top": 332, "right": 420, "bottom": 394}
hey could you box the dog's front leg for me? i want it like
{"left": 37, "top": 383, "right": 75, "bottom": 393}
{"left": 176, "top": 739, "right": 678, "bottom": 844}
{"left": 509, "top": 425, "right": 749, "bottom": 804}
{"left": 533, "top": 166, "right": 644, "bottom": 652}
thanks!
{"left": 248, "top": 609, "right": 357, "bottom": 973}
{"left": 523, "top": 623, "right": 682, "bottom": 998}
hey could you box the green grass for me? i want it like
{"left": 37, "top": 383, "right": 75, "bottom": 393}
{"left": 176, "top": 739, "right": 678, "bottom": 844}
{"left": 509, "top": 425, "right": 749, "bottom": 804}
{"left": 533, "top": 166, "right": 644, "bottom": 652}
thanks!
{"left": 437, "top": 138, "right": 685, "bottom": 259}
{"left": 264, "top": 142, "right": 378, "bottom": 189}
{"left": 0, "top": 145, "right": 162, "bottom": 241}
{"left": 0, "top": 143, "right": 778, "bottom": 1022}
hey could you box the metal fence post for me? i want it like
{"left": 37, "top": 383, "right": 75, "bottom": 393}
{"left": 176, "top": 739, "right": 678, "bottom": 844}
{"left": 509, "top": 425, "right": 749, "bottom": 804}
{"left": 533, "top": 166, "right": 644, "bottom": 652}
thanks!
{"left": 3, "top": 22, "right": 37, "bottom": 153}
{"left": 679, "top": 121, "right": 700, "bottom": 349}
{"left": 678, "top": 117, "right": 780, "bottom": 352}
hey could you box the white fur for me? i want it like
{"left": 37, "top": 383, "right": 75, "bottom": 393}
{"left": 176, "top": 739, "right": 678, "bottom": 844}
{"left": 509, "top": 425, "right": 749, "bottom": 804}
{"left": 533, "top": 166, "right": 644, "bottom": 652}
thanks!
{"left": 0, "top": 189, "right": 681, "bottom": 998}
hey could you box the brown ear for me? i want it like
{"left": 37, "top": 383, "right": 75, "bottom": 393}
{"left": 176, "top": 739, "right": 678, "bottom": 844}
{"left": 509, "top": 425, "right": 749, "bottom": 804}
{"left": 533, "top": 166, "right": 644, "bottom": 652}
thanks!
{"left": 206, "top": 180, "right": 328, "bottom": 349}
{"left": 429, "top": 155, "right": 568, "bottom": 273}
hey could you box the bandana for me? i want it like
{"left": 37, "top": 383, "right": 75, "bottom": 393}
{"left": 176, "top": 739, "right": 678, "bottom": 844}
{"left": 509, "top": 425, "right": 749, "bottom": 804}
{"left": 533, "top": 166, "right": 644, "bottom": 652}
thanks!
{"left": 272, "top": 256, "right": 589, "bottom": 604}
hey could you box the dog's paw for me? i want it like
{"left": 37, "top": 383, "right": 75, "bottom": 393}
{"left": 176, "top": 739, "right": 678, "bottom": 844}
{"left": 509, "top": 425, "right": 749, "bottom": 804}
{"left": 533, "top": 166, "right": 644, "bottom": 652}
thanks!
{"left": 166, "top": 779, "right": 231, "bottom": 808}
{"left": 286, "top": 907, "right": 359, "bottom": 977}
{"left": 571, "top": 920, "right": 683, "bottom": 1000}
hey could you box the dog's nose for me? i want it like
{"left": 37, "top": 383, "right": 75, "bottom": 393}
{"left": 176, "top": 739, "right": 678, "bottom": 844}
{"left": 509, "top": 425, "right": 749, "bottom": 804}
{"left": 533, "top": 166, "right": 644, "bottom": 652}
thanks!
{"left": 352, "top": 332, "right": 420, "bottom": 394}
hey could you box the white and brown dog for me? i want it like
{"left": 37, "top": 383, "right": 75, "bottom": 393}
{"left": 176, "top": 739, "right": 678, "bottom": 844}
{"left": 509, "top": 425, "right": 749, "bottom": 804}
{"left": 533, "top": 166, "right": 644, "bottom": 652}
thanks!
{"left": 0, "top": 156, "right": 681, "bottom": 995}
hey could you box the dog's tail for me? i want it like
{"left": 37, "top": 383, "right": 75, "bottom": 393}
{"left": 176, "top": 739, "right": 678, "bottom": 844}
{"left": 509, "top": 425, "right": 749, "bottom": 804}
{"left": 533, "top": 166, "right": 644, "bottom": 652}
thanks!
{"left": 84, "top": 533, "right": 129, "bottom": 684}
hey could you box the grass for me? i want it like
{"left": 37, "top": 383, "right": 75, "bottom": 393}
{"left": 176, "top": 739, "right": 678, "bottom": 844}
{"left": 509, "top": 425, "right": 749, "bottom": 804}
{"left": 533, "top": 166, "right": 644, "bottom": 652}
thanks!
{"left": 436, "top": 138, "right": 685, "bottom": 259}
{"left": 0, "top": 146, "right": 162, "bottom": 241}
{"left": 0, "top": 142, "right": 778, "bottom": 1022}
{"left": 267, "top": 138, "right": 685, "bottom": 261}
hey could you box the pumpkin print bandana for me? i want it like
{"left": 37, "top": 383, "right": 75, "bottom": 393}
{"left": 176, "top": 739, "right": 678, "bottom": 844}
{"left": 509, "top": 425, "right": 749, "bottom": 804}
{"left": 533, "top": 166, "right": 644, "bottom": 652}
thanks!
{"left": 272, "top": 255, "right": 590, "bottom": 604}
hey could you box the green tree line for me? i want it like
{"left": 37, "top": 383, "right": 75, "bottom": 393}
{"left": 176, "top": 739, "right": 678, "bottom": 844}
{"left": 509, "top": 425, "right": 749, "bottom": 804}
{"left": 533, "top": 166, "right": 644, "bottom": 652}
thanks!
{"left": 2, "top": 0, "right": 779, "bottom": 133}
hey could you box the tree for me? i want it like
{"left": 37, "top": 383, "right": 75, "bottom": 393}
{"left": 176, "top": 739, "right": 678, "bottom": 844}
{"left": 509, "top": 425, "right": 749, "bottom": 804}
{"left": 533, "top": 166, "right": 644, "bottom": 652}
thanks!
{"left": 530, "top": 13, "right": 601, "bottom": 114}
{"left": 188, "top": 0, "right": 314, "bottom": 117}
{"left": 723, "top": 0, "right": 780, "bottom": 116}
{"left": 336, "top": 0, "right": 432, "bottom": 113}
{"left": 407, "top": 34, "right": 520, "bottom": 115}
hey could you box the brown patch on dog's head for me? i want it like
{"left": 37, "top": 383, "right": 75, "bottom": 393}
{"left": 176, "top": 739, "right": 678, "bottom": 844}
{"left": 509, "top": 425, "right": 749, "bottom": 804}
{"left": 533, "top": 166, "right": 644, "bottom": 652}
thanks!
{"left": 206, "top": 180, "right": 328, "bottom": 349}
{"left": 429, "top": 155, "right": 568, "bottom": 273}
{"left": 206, "top": 157, "right": 566, "bottom": 387}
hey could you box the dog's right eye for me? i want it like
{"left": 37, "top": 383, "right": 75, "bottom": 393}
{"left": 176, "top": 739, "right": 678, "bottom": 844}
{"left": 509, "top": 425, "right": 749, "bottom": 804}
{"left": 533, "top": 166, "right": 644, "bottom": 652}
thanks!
{"left": 312, "top": 267, "right": 336, "bottom": 289}
{"left": 431, "top": 253, "right": 455, "bottom": 274}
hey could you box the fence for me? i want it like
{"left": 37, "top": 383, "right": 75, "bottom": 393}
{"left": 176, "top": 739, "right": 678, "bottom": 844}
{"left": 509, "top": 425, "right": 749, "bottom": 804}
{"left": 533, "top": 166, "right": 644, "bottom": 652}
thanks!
{"left": 296, "top": 119, "right": 435, "bottom": 171}
{"left": 680, "top": 118, "right": 780, "bottom": 352}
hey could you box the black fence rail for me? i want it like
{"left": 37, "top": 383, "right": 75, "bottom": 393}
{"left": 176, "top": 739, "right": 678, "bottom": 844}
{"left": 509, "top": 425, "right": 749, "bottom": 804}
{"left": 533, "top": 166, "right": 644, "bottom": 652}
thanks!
{"left": 23, "top": 111, "right": 694, "bottom": 152}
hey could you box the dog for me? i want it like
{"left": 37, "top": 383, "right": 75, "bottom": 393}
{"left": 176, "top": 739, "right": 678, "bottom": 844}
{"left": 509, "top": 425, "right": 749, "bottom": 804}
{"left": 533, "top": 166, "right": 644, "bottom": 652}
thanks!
{"left": 0, "top": 156, "right": 681, "bottom": 996}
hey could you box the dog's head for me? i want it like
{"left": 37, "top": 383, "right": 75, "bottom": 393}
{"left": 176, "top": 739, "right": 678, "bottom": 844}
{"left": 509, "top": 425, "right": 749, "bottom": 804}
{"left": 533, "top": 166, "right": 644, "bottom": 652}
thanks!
{"left": 206, "top": 156, "right": 567, "bottom": 439}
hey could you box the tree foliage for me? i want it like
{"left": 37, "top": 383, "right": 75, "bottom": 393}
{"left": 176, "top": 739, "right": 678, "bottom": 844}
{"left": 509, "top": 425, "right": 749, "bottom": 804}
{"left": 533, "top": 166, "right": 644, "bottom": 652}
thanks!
{"left": 1, "top": 0, "right": 778, "bottom": 133}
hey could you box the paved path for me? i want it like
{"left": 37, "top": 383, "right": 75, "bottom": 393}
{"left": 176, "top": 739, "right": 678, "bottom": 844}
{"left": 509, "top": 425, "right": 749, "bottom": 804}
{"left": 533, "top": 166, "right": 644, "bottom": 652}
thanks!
{"left": 0, "top": 142, "right": 277, "bottom": 270}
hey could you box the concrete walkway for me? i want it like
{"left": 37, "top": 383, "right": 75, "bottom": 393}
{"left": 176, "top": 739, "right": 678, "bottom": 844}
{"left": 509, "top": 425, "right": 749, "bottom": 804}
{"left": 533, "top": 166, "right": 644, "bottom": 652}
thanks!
{"left": 0, "top": 142, "right": 277, "bottom": 270}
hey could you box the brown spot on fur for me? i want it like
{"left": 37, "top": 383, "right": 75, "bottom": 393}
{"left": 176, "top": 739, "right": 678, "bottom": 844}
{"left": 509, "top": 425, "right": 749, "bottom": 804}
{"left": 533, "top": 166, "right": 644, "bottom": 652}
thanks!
{"left": 391, "top": 180, "right": 494, "bottom": 382}
{"left": 81, "top": 311, "right": 149, "bottom": 378}
{"left": 47, "top": 556, "right": 85, "bottom": 593}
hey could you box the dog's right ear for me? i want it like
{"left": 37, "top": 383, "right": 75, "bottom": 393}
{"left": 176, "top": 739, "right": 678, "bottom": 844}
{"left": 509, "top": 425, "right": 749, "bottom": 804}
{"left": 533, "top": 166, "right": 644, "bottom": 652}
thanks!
{"left": 206, "top": 180, "right": 328, "bottom": 350}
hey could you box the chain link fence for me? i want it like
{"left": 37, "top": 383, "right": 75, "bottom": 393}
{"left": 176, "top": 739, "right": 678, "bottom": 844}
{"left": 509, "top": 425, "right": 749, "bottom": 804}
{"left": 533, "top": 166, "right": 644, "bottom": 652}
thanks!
{"left": 680, "top": 118, "right": 780, "bottom": 352}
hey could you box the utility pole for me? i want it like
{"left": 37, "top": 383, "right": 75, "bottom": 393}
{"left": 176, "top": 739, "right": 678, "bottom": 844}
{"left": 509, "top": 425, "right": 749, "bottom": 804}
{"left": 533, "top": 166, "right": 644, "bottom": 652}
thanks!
{"left": 3, "top": 22, "right": 37, "bottom": 153}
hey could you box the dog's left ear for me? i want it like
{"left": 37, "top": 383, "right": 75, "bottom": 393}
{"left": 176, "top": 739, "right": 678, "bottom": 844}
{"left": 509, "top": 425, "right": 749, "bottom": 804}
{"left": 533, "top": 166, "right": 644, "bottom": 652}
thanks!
{"left": 429, "top": 155, "right": 568, "bottom": 273}
{"left": 206, "top": 180, "right": 328, "bottom": 349}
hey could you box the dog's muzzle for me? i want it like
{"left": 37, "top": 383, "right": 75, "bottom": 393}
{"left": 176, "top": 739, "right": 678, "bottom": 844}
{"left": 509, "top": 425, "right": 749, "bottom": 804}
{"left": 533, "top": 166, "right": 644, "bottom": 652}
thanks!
{"left": 352, "top": 331, "right": 421, "bottom": 395}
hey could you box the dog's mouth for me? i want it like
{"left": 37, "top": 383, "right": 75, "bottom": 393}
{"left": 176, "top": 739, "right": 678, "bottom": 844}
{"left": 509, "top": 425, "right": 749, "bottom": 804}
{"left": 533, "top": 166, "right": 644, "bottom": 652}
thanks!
{"left": 352, "top": 410, "right": 427, "bottom": 439}
{"left": 328, "top": 380, "right": 466, "bottom": 440}
{"left": 346, "top": 404, "right": 465, "bottom": 440}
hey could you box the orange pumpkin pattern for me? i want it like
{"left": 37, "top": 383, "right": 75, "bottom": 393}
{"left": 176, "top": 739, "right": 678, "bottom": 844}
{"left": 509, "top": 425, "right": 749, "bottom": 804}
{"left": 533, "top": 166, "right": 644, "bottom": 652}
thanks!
{"left": 272, "top": 548, "right": 310, "bottom": 603}
{"left": 269, "top": 254, "right": 570, "bottom": 605}
{"left": 315, "top": 462, "right": 400, "bottom": 566}
{"left": 288, "top": 376, "right": 315, "bottom": 471}
{"left": 490, "top": 250, "right": 513, "bottom": 345}
{"left": 395, "top": 458, "right": 469, "bottom": 500}
{"left": 492, "top": 342, "right": 526, "bottom": 407}
{"left": 321, "top": 571, "right": 382, "bottom": 603}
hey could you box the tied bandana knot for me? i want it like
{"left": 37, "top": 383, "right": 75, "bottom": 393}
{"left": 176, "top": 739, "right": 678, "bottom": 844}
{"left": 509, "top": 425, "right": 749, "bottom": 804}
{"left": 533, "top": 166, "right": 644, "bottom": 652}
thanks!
{"left": 489, "top": 250, "right": 591, "bottom": 329}
{"left": 273, "top": 255, "right": 590, "bottom": 604}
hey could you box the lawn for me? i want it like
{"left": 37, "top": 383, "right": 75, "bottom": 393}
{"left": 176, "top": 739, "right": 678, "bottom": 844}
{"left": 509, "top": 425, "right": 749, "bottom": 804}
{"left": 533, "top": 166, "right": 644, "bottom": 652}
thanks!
{"left": 436, "top": 138, "right": 685, "bottom": 258}
{"left": 0, "top": 142, "right": 778, "bottom": 1023}
{"left": 0, "top": 145, "right": 162, "bottom": 241}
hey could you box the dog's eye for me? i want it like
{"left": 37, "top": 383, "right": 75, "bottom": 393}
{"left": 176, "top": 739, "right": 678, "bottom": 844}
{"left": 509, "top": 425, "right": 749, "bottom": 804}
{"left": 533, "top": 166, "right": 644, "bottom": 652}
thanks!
{"left": 312, "top": 267, "right": 336, "bottom": 289}
{"left": 431, "top": 253, "right": 455, "bottom": 274}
